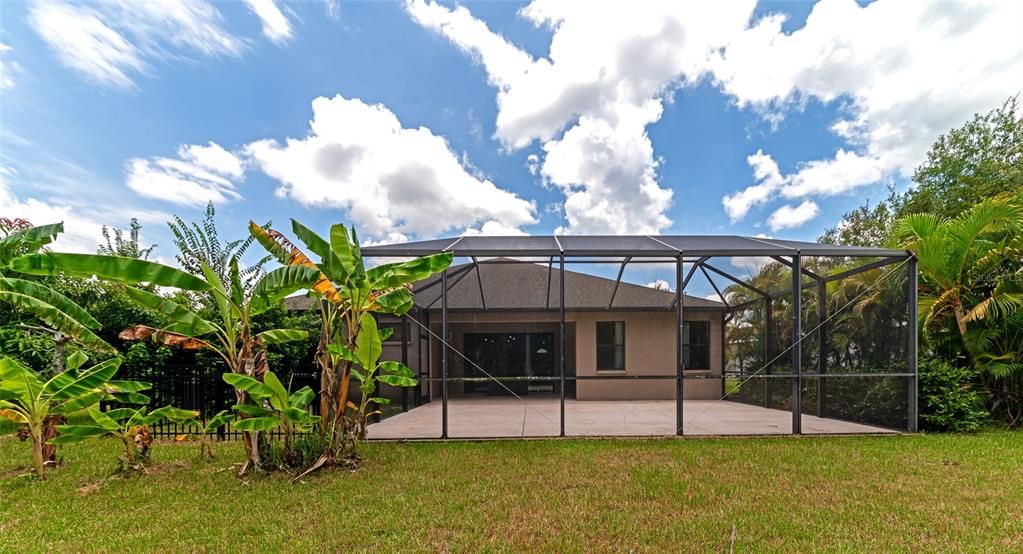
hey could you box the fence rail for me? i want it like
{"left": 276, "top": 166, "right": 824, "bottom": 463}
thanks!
{"left": 119, "top": 362, "right": 318, "bottom": 439}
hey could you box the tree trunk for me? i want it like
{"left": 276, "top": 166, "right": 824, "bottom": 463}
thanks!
{"left": 954, "top": 305, "right": 968, "bottom": 337}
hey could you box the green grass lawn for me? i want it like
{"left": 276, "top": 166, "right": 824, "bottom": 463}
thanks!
{"left": 2, "top": 432, "right": 1022, "bottom": 552}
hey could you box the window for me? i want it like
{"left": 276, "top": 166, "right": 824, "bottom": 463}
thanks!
{"left": 596, "top": 321, "right": 625, "bottom": 370}
{"left": 683, "top": 321, "right": 710, "bottom": 370}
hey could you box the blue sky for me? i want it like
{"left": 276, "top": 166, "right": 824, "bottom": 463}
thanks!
{"left": 1, "top": 0, "right": 1020, "bottom": 293}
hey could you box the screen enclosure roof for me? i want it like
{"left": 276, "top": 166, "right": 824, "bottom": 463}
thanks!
{"left": 361, "top": 235, "right": 910, "bottom": 259}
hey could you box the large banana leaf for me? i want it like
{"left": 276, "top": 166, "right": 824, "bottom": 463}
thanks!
{"left": 290, "top": 219, "right": 332, "bottom": 261}
{"left": 0, "top": 222, "right": 63, "bottom": 262}
{"left": 48, "top": 424, "right": 110, "bottom": 444}
{"left": 251, "top": 223, "right": 341, "bottom": 303}
{"left": 202, "top": 409, "right": 233, "bottom": 433}
{"left": 0, "top": 400, "right": 29, "bottom": 423}
{"left": 288, "top": 386, "right": 315, "bottom": 408}
{"left": 354, "top": 313, "right": 381, "bottom": 372}
{"left": 262, "top": 371, "right": 289, "bottom": 411}
{"left": 223, "top": 373, "right": 274, "bottom": 399}
{"left": 250, "top": 264, "right": 322, "bottom": 314}
{"left": 47, "top": 357, "right": 121, "bottom": 401}
{"left": 0, "top": 356, "right": 44, "bottom": 399}
{"left": 11, "top": 253, "right": 211, "bottom": 291}
{"left": 248, "top": 222, "right": 292, "bottom": 265}
{"left": 0, "top": 278, "right": 101, "bottom": 330}
{"left": 124, "top": 286, "right": 218, "bottom": 337}
{"left": 199, "top": 262, "right": 231, "bottom": 321}
{"left": 292, "top": 219, "right": 349, "bottom": 285}
{"left": 147, "top": 406, "right": 200, "bottom": 425}
{"left": 373, "top": 287, "right": 414, "bottom": 315}
{"left": 0, "top": 290, "right": 113, "bottom": 352}
{"left": 232, "top": 417, "right": 280, "bottom": 432}
{"left": 378, "top": 360, "right": 417, "bottom": 387}
{"left": 366, "top": 252, "right": 453, "bottom": 290}
{"left": 56, "top": 389, "right": 107, "bottom": 414}
{"left": 256, "top": 328, "right": 308, "bottom": 344}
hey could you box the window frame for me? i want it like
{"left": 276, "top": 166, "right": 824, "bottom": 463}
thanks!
{"left": 595, "top": 320, "right": 626, "bottom": 371}
{"left": 683, "top": 320, "right": 711, "bottom": 371}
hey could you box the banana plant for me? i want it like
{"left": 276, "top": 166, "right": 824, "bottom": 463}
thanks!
{"left": 176, "top": 409, "right": 233, "bottom": 461}
{"left": 0, "top": 355, "right": 147, "bottom": 478}
{"left": 249, "top": 220, "right": 450, "bottom": 462}
{"left": 51, "top": 405, "right": 198, "bottom": 471}
{"left": 0, "top": 222, "right": 113, "bottom": 353}
{"left": 10, "top": 249, "right": 321, "bottom": 473}
{"left": 328, "top": 313, "right": 417, "bottom": 440}
{"left": 222, "top": 370, "right": 319, "bottom": 453}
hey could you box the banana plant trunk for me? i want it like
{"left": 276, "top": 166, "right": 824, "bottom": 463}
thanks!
{"left": 41, "top": 415, "right": 62, "bottom": 463}
{"left": 31, "top": 427, "right": 44, "bottom": 479}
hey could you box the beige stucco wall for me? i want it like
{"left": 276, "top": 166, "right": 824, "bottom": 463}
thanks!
{"left": 428, "top": 309, "right": 723, "bottom": 401}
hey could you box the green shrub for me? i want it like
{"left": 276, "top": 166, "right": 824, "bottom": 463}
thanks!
{"left": 918, "top": 357, "right": 988, "bottom": 432}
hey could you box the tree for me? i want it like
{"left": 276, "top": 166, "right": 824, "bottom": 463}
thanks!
{"left": 819, "top": 188, "right": 898, "bottom": 248}
{"left": 894, "top": 190, "right": 1023, "bottom": 425}
{"left": 98, "top": 218, "right": 156, "bottom": 260}
{"left": 902, "top": 96, "right": 1023, "bottom": 219}
{"left": 820, "top": 97, "right": 1022, "bottom": 247}
{"left": 168, "top": 202, "right": 270, "bottom": 294}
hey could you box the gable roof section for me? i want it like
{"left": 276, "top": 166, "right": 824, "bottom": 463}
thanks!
{"left": 282, "top": 260, "right": 724, "bottom": 312}
{"left": 412, "top": 260, "right": 723, "bottom": 311}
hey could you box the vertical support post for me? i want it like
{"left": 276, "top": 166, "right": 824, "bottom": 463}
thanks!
{"left": 441, "top": 269, "right": 449, "bottom": 439}
{"left": 791, "top": 253, "right": 802, "bottom": 434}
{"left": 719, "top": 312, "right": 727, "bottom": 398}
{"left": 908, "top": 255, "right": 918, "bottom": 432}
{"left": 559, "top": 253, "right": 566, "bottom": 437}
{"left": 675, "top": 253, "right": 684, "bottom": 436}
{"left": 401, "top": 314, "right": 409, "bottom": 413}
{"left": 371, "top": 353, "right": 381, "bottom": 424}
{"left": 419, "top": 309, "right": 428, "bottom": 406}
{"left": 764, "top": 297, "right": 772, "bottom": 408}
{"left": 817, "top": 279, "right": 827, "bottom": 418}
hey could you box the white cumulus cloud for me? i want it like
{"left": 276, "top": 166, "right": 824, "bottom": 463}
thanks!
{"left": 1, "top": 176, "right": 105, "bottom": 253}
{"left": 125, "top": 142, "right": 244, "bottom": 206}
{"left": 715, "top": 0, "right": 1023, "bottom": 227}
{"left": 407, "top": 0, "right": 756, "bottom": 235}
{"left": 767, "top": 200, "right": 819, "bottom": 231}
{"left": 244, "top": 94, "right": 537, "bottom": 241}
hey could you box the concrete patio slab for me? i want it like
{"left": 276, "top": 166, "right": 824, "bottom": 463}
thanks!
{"left": 367, "top": 397, "right": 898, "bottom": 439}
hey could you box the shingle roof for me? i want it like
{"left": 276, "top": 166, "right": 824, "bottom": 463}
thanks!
{"left": 283, "top": 260, "right": 724, "bottom": 312}
{"left": 413, "top": 260, "right": 723, "bottom": 311}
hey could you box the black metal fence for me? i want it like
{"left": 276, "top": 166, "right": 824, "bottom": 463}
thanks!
{"left": 119, "top": 361, "right": 318, "bottom": 439}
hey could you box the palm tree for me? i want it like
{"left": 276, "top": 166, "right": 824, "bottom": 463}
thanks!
{"left": 894, "top": 189, "right": 1023, "bottom": 424}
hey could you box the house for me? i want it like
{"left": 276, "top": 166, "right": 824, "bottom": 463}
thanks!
{"left": 290, "top": 234, "right": 917, "bottom": 437}
{"left": 289, "top": 260, "right": 727, "bottom": 402}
